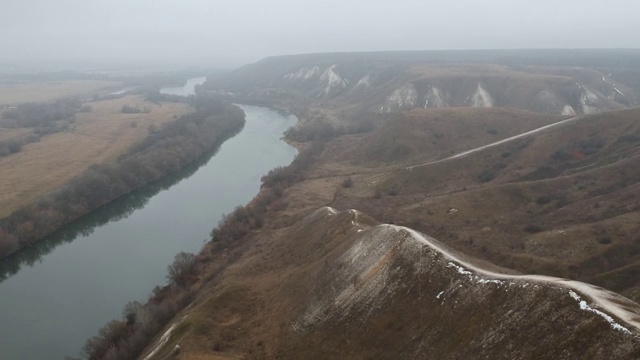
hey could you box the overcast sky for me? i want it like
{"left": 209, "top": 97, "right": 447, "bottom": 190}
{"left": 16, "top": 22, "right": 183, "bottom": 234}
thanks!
{"left": 1, "top": 0, "right": 639, "bottom": 68}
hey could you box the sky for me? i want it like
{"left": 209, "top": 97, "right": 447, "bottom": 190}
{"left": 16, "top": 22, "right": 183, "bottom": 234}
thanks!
{"left": 1, "top": 0, "right": 639, "bottom": 68}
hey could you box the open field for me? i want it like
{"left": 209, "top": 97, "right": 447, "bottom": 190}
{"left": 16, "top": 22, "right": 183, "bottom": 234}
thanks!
{"left": 0, "top": 80, "right": 119, "bottom": 106}
{"left": 0, "top": 128, "right": 31, "bottom": 142}
{"left": 0, "top": 95, "right": 191, "bottom": 218}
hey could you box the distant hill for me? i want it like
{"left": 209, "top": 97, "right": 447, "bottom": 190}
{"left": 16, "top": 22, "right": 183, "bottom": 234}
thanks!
{"left": 207, "top": 49, "right": 640, "bottom": 115}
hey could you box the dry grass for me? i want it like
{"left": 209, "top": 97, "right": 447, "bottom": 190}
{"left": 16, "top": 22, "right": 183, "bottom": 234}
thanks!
{"left": 0, "top": 80, "right": 118, "bottom": 106}
{"left": 0, "top": 128, "right": 31, "bottom": 142}
{"left": 0, "top": 95, "right": 191, "bottom": 218}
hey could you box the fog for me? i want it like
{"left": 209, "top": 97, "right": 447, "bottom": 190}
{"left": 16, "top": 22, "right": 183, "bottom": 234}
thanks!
{"left": 1, "top": 0, "right": 639, "bottom": 68}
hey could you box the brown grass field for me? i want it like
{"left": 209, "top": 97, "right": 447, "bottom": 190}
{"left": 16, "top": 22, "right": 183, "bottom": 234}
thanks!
{"left": 0, "top": 95, "right": 191, "bottom": 218}
{"left": 0, "top": 80, "right": 119, "bottom": 106}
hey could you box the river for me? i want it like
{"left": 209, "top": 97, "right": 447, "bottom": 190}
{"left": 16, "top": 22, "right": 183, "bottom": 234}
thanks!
{"left": 0, "top": 79, "right": 297, "bottom": 359}
{"left": 159, "top": 77, "right": 207, "bottom": 96}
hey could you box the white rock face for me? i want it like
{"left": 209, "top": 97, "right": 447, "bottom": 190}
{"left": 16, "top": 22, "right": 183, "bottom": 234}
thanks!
{"left": 319, "top": 65, "right": 349, "bottom": 96}
{"left": 424, "top": 86, "right": 447, "bottom": 108}
{"left": 381, "top": 84, "right": 418, "bottom": 112}
{"left": 469, "top": 84, "right": 494, "bottom": 107}
{"left": 561, "top": 105, "right": 577, "bottom": 116}
{"left": 602, "top": 76, "right": 626, "bottom": 97}
{"left": 284, "top": 66, "right": 321, "bottom": 81}
{"left": 283, "top": 64, "right": 349, "bottom": 97}
{"left": 577, "top": 83, "right": 600, "bottom": 114}
{"left": 353, "top": 72, "right": 372, "bottom": 90}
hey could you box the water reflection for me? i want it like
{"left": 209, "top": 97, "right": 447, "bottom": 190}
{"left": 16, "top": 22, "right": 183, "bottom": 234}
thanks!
{"left": 0, "top": 136, "right": 235, "bottom": 283}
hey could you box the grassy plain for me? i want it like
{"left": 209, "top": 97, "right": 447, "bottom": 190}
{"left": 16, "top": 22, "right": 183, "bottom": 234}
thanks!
{"left": 0, "top": 95, "right": 191, "bottom": 218}
{"left": 0, "top": 80, "right": 118, "bottom": 106}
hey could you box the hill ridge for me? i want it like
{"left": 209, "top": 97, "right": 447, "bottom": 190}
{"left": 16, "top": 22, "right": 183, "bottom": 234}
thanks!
{"left": 312, "top": 207, "right": 640, "bottom": 335}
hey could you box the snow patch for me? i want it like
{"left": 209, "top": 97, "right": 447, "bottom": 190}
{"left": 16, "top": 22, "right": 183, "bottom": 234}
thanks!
{"left": 569, "top": 291, "right": 632, "bottom": 334}
{"left": 447, "top": 262, "right": 472, "bottom": 276}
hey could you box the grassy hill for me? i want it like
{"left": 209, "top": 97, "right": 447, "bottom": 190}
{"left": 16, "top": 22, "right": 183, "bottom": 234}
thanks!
{"left": 140, "top": 208, "right": 640, "bottom": 359}
{"left": 326, "top": 107, "right": 640, "bottom": 302}
{"left": 206, "top": 49, "right": 640, "bottom": 115}
{"left": 87, "top": 51, "right": 640, "bottom": 359}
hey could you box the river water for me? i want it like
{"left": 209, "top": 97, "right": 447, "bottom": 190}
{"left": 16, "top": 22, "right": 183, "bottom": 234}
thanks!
{"left": 0, "top": 81, "right": 297, "bottom": 359}
{"left": 159, "top": 77, "right": 207, "bottom": 96}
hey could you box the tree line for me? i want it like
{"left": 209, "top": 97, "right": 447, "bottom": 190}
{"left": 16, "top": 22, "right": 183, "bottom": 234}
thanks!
{"left": 0, "top": 95, "right": 245, "bottom": 258}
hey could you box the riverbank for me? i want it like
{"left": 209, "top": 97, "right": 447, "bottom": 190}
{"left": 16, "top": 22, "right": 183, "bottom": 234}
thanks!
{"left": 0, "top": 104, "right": 298, "bottom": 360}
{"left": 0, "top": 96, "right": 245, "bottom": 259}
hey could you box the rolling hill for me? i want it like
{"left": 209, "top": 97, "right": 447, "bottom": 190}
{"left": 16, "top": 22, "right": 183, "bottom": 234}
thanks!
{"left": 118, "top": 50, "right": 640, "bottom": 359}
{"left": 207, "top": 49, "right": 640, "bottom": 115}
{"left": 141, "top": 208, "right": 640, "bottom": 359}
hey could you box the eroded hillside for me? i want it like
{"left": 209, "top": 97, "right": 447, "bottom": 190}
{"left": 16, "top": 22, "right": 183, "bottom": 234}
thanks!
{"left": 208, "top": 49, "right": 640, "bottom": 115}
{"left": 143, "top": 208, "right": 640, "bottom": 359}
{"left": 131, "top": 51, "right": 640, "bottom": 360}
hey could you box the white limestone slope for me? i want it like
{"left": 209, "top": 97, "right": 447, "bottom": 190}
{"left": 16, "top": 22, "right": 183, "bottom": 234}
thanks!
{"left": 469, "top": 84, "right": 494, "bottom": 107}
{"left": 380, "top": 84, "right": 418, "bottom": 112}
{"left": 283, "top": 64, "right": 348, "bottom": 96}
{"left": 295, "top": 207, "right": 640, "bottom": 336}
{"left": 319, "top": 65, "right": 349, "bottom": 96}
{"left": 424, "top": 86, "right": 447, "bottom": 108}
{"left": 562, "top": 104, "right": 577, "bottom": 115}
{"left": 284, "top": 66, "right": 321, "bottom": 81}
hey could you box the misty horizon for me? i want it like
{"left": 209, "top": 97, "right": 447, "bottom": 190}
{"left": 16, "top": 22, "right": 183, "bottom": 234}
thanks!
{"left": 2, "top": 0, "right": 640, "bottom": 70}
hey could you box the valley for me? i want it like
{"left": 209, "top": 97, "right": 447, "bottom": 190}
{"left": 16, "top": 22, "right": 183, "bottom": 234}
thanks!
{"left": 115, "top": 50, "right": 640, "bottom": 359}
{"left": 4, "top": 49, "right": 640, "bottom": 360}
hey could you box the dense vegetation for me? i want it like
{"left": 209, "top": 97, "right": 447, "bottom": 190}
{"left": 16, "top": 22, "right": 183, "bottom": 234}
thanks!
{"left": 0, "top": 95, "right": 245, "bottom": 258}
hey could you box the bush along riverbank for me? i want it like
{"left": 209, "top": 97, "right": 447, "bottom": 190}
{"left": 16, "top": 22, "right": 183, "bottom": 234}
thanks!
{"left": 0, "top": 95, "right": 245, "bottom": 258}
{"left": 81, "top": 141, "right": 328, "bottom": 360}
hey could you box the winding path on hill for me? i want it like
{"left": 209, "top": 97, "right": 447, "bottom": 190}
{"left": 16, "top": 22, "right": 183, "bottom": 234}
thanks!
{"left": 406, "top": 115, "right": 584, "bottom": 170}
{"left": 344, "top": 208, "right": 640, "bottom": 335}
{"left": 402, "top": 226, "right": 640, "bottom": 334}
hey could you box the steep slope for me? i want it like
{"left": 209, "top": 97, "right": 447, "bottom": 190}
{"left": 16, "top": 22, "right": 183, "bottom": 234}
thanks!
{"left": 207, "top": 49, "right": 640, "bottom": 115}
{"left": 142, "top": 208, "right": 640, "bottom": 359}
